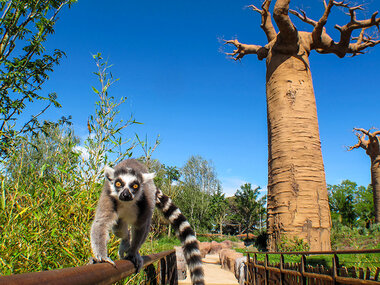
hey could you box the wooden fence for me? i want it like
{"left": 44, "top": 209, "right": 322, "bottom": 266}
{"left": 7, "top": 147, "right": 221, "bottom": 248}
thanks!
{"left": 0, "top": 249, "right": 177, "bottom": 285}
{"left": 246, "top": 249, "right": 380, "bottom": 285}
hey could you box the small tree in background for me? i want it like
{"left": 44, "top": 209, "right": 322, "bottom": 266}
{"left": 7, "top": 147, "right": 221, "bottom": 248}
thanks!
{"left": 177, "top": 155, "right": 220, "bottom": 231}
{"left": 209, "top": 186, "right": 229, "bottom": 234}
{"left": 355, "top": 184, "right": 375, "bottom": 228}
{"left": 328, "top": 180, "right": 358, "bottom": 227}
{"left": 234, "top": 183, "right": 266, "bottom": 239}
{"left": 0, "top": 0, "right": 76, "bottom": 158}
{"left": 349, "top": 128, "right": 380, "bottom": 223}
{"left": 328, "top": 180, "right": 375, "bottom": 228}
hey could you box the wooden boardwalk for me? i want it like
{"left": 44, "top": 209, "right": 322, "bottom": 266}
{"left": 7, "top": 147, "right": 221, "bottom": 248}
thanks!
{"left": 178, "top": 254, "right": 238, "bottom": 285}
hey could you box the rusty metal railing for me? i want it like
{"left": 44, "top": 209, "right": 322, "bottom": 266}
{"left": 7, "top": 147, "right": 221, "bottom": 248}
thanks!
{"left": 0, "top": 249, "right": 177, "bottom": 285}
{"left": 246, "top": 249, "right": 380, "bottom": 285}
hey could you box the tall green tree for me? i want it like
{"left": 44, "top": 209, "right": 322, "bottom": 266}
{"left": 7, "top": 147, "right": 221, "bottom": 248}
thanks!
{"left": 0, "top": 0, "right": 76, "bottom": 157}
{"left": 355, "top": 184, "right": 375, "bottom": 228}
{"left": 234, "top": 183, "right": 266, "bottom": 239}
{"left": 328, "top": 180, "right": 357, "bottom": 227}
{"left": 177, "top": 155, "right": 220, "bottom": 231}
{"left": 209, "top": 186, "right": 229, "bottom": 234}
{"left": 328, "top": 180, "right": 375, "bottom": 228}
{"left": 163, "top": 165, "right": 180, "bottom": 197}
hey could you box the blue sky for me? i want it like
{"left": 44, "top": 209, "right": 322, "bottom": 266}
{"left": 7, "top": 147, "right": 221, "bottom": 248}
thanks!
{"left": 30, "top": 0, "right": 379, "bottom": 196}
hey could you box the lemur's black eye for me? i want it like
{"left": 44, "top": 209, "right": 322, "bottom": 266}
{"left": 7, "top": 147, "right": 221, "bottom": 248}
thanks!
{"left": 115, "top": 181, "right": 122, "bottom": 188}
{"left": 132, "top": 183, "right": 139, "bottom": 190}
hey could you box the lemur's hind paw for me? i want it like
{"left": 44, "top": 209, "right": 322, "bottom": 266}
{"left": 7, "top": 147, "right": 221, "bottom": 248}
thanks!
{"left": 89, "top": 256, "right": 116, "bottom": 267}
{"left": 125, "top": 253, "right": 143, "bottom": 273}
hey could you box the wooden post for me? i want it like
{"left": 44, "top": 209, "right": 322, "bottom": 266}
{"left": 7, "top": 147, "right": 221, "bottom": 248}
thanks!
{"left": 280, "top": 254, "right": 284, "bottom": 285}
{"left": 332, "top": 254, "right": 339, "bottom": 284}
{"left": 246, "top": 253, "right": 250, "bottom": 285}
{"left": 300, "top": 255, "right": 306, "bottom": 285}
{"left": 253, "top": 253, "right": 257, "bottom": 285}
{"left": 167, "top": 252, "right": 178, "bottom": 285}
{"left": 264, "top": 254, "right": 269, "bottom": 285}
{"left": 144, "top": 264, "right": 157, "bottom": 285}
{"left": 160, "top": 258, "right": 166, "bottom": 285}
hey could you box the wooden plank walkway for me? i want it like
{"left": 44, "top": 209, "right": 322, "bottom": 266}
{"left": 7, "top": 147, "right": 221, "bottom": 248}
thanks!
{"left": 178, "top": 254, "right": 238, "bottom": 285}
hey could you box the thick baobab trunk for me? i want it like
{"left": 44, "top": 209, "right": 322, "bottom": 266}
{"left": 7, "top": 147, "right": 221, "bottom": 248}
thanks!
{"left": 225, "top": 0, "right": 380, "bottom": 251}
{"left": 349, "top": 128, "right": 380, "bottom": 223}
{"left": 371, "top": 155, "right": 380, "bottom": 223}
{"left": 266, "top": 46, "right": 331, "bottom": 251}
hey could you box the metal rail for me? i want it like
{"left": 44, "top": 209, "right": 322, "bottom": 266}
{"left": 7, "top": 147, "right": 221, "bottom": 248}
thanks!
{"left": 245, "top": 249, "right": 380, "bottom": 285}
{"left": 246, "top": 249, "right": 380, "bottom": 255}
{"left": 0, "top": 250, "right": 177, "bottom": 285}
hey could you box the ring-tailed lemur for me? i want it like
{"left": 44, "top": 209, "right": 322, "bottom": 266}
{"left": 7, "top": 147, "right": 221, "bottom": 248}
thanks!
{"left": 90, "top": 159, "right": 204, "bottom": 285}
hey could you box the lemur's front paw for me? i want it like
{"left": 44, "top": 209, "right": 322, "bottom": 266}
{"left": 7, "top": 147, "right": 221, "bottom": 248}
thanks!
{"left": 125, "top": 253, "right": 143, "bottom": 273}
{"left": 89, "top": 256, "right": 116, "bottom": 267}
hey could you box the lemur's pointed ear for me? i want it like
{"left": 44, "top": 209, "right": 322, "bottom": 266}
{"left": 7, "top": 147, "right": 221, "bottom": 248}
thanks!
{"left": 142, "top": 172, "right": 155, "bottom": 182}
{"left": 104, "top": 166, "right": 115, "bottom": 181}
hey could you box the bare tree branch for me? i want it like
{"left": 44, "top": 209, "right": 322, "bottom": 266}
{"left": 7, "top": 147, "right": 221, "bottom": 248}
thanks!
{"left": 224, "top": 39, "right": 268, "bottom": 61}
{"left": 348, "top": 131, "right": 369, "bottom": 151}
{"left": 349, "top": 128, "right": 380, "bottom": 161}
{"left": 354, "top": 127, "right": 371, "bottom": 136}
{"left": 373, "top": 131, "right": 380, "bottom": 137}
{"left": 273, "top": 0, "right": 298, "bottom": 45}
{"left": 311, "top": 0, "right": 337, "bottom": 45}
{"left": 293, "top": 1, "right": 380, "bottom": 57}
{"left": 330, "top": 3, "right": 380, "bottom": 57}
{"left": 289, "top": 9, "right": 317, "bottom": 27}
{"left": 247, "top": 0, "right": 277, "bottom": 42}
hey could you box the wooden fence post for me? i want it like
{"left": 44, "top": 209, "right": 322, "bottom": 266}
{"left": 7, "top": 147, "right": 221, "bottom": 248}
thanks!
{"left": 264, "top": 254, "right": 269, "bottom": 285}
{"left": 160, "top": 257, "right": 166, "bottom": 285}
{"left": 246, "top": 253, "right": 250, "bottom": 285}
{"left": 253, "top": 253, "right": 257, "bottom": 285}
{"left": 300, "top": 255, "right": 306, "bottom": 285}
{"left": 144, "top": 264, "right": 157, "bottom": 285}
{"left": 333, "top": 254, "right": 339, "bottom": 284}
{"left": 280, "top": 254, "right": 284, "bottom": 285}
{"left": 167, "top": 252, "right": 178, "bottom": 285}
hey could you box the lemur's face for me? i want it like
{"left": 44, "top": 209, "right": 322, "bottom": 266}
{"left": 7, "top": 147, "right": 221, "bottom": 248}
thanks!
{"left": 104, "top": 166, "right": 155, "bottom": 202}
{"left": 113, "top": 174, "right": 141, "bottom": 201}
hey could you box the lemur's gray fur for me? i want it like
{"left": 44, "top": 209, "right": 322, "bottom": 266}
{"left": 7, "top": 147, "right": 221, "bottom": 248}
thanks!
{"left": 90, "top": 159, "right": 204, "bottom": 285}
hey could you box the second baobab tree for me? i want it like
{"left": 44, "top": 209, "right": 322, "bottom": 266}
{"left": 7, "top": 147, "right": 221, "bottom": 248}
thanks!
{"left": 349, "top": 128, "right": 380, "bottom": 224}
{"left": 225, "top": 0, "right": 380, "bottom": 251}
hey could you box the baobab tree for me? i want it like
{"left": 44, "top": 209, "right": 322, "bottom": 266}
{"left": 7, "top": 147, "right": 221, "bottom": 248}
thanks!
{"left": 349, "top": 128, "right": 380, "bottom": 224}
{"left": 225, "top": 0, "right": 380, "bottom": 251}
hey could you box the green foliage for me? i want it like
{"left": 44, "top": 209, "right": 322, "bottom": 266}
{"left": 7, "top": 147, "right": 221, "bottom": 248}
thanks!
{"left": 81, "top": 54, "right": 140, "bottom": 193}
{"left": 197, "top": 235, "right": 240, "bottom": 243}
{"left": 331, "top": 223, "right": 380, "bottom": 250}
{"left": 0, "top": 55, "right": 142, "bottom": 276}
{"left": 175, "top": 155, "right": 221, "bottom": 232}
{"left": 0, "top": 124, "right": 93, "bottom": 275}
{"left": 277, "top": 236, "right": 310, "bottom": 252}
{"left": 232, "top": 183, "right": 266, "bottom": 238}
{"left": 328, "top": 180, "right": 374, "bottom": 228}
{"left": 208, "top": 186, "right": 229, "bottom": 233}
{"left": 0, "top": 0, "right": 76, "bottom": 157}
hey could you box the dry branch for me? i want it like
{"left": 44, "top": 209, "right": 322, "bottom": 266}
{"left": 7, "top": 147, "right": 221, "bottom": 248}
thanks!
{"left": 273, "top": 0, "right": 298, "bottom": 45}
{"left": 349, "top": 128, "right": 380, "bottom": 151}
{"left": 224, "top": 39, "right": 268, "bottom": 60}
{"left": 289, "top": 0, "right": 380, "bottom": 57}
{"left": 247, "top": 0, "right": 277, "bottom": 42}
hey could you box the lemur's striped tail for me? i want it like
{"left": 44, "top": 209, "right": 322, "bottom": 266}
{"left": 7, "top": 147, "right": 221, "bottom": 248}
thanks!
{"left": 156, "top": 189, "right": 205, "bottom": 285}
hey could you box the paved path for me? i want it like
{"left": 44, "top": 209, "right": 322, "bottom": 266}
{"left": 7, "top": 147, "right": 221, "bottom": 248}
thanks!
{"left": 178, "top": 254, "right": 238, "bottom": 285}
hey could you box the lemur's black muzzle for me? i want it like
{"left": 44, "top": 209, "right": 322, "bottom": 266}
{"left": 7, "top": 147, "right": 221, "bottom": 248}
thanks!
{"left": 119, "top": 190, "right": 133, "bottom": 201}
